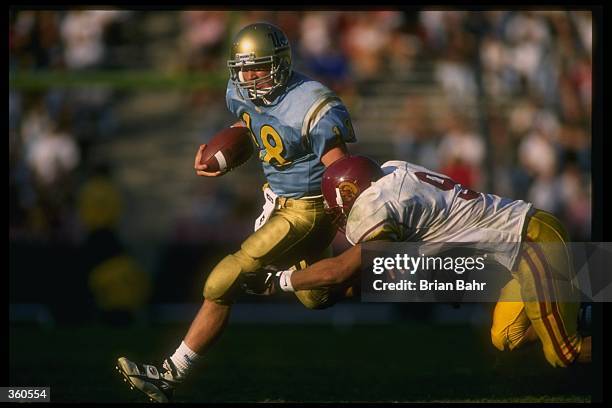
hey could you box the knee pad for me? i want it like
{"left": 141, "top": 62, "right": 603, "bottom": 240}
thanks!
{"left": 294, "top": 287, "right": 344, "bottom": 310}
{"left": 491, "top": 323, "right": 534, "bottom": 352}
{"left": 203, "top": 254, "right": 244, "bottom": 305}
{"left": 295, "top": 289, "right": 332, "bottom": 310}
{"left": 490, "top": 327, "right": 509, "bottom": 352}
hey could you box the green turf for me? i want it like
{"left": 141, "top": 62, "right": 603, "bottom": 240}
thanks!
{"left": 9, "top": 323, "right": 593, "bottom": 403}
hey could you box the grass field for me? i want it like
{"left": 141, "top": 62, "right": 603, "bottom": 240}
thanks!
{"left": 9, "top": 323, "right": 593, "bottom": 403}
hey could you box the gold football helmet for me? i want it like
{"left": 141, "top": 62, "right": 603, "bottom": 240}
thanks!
{"left": 227, "top": 22, "right": 292, "bottom": 102}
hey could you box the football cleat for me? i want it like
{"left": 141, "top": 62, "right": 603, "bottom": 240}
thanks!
{"left": 116, "top": 357, "right": 182, "bottom": 403}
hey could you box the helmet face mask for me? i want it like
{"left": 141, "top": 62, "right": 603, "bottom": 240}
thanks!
{"left": 230, "top": 58, "right": 287, "bottom": 100}
{"left": 228, "top": 23, "right": 292, "bottom": 103}
{"left": 323, "top": 195, "right": 349, "bottom": 232}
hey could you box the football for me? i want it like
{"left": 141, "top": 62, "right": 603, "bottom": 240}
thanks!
{"left": 199, "top": 126, "right": 254, "bottom": 172}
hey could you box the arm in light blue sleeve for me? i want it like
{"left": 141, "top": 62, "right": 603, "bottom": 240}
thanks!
{"left": 308, "top": 104, "right": 357, "bottom": 160}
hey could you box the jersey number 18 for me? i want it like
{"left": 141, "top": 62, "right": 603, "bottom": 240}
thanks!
{"left": 241, "top": 112, "right": 290, "bottom": 167}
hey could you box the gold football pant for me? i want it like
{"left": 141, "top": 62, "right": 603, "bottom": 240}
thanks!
{"left": 491, "top": 209, "right": 582, "bottom": 367}
{"left": 203, "top": 194, "right": 341, "bottom": 308}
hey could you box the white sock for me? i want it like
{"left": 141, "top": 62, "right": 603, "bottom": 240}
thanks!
{"left": 279, "top": 269, "right": 295, "bottom": 292}
{"left": 169, "top": 341, "right": 200, "bottom": 378}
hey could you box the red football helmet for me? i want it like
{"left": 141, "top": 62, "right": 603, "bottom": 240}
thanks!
{"left": 322, "top": 155, "right": 384, "bottom": 230}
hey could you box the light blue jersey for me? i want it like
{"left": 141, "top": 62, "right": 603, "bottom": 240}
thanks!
{"left": 226, "top": 71, "right": 357, "bottom": 198}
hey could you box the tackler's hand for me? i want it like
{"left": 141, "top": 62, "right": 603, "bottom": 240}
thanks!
{"left": 240, "top": 266, "right": 282, "bottom": 296}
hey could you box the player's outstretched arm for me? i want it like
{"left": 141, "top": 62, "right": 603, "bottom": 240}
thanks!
{"left": 288, "top": 244, "right": 362, "bottom": 291}
{"left": 241, "top": 245, "right": 361, "bottom": 295}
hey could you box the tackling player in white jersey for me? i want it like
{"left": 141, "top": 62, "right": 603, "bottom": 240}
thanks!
{"left": 257, "top": 155, "right": 591, "bottom": 367}
{"left": 343, "top": 159, "right": 530, "bottom": 271}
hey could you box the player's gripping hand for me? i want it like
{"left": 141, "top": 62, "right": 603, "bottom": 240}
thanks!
{"left": 194, "top": 144, "right": 224, "bottom": 177}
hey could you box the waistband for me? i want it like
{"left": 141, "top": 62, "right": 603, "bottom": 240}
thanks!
{"left": 277, "top": 195, "right": 325, "bottom": 209}
{"left": 263, "top": 183, "right": 324, "bottom": 209}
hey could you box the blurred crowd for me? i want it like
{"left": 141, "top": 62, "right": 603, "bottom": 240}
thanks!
{"left": 10, "top": 10, "right": 130, "bottom": 243}
{"left": 405, "top": 10, "right": 592, "bottom": 240}
{"left": 10, "top": 10, "right": 593, "bottom": 299}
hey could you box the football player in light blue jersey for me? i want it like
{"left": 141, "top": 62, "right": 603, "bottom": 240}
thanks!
{"left": 225, "top": 70, "right": 356, "bottom": 197}
{"left": 117, "top": 22, "right": 357, "bottom": 402}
